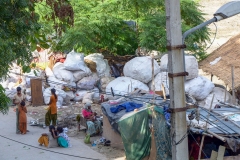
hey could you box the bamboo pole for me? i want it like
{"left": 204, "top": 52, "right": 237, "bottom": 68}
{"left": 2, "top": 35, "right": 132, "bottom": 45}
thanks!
{"left": 198, "top": 94, "right": 215, "bottom": 160}
{"left": 161, "top": 83, "right": 166, "bottom": 100}
{"left": 151, "top": 55, "right": 155, "bottom": 104}
{"left": 232, "top": 66, "right": 236, "bottom": 105}
{"left": 224, "top": 85, "right": 227, "bottom": 103}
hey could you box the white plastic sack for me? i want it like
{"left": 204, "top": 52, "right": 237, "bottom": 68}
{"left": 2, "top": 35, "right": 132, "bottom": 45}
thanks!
{"left": 45, "top": 67, "right": 54, "bottom": 77}
{"left": 84, "top": 53, "right": 110, "bottom": 77}
{"left": 26, "top": 95, "right": 32, "bottom": 102}
{"left": 100, "top": 77, "right": 115, "bottom": 91}
{"left": 92, "top": 87, "right": 99, "bottom": 98}
{"left": 64, "top": 50, "right": 91, "bottom": 73}
{"left": 64, "top": 91, "right": 75, "bottom": 103}
{"left": 148, "top": 72, "right": 169, "bottom": 95}
{"left": 57, "top": 96, "right": 64, "bottom": 108}
{"left": 106, "top": 77, "right": 149, "bottom": 96}
{"left": 26, "top": 88, "right": 31, "bottom": 96}
{"left": 185, "top": 76, "right": 214, "bottom": 100}
{"left": 72, "top": 70, "right": 89, "bottom": 82}
{"left": 8, "top": 82, "right": 18, "bottom": 90}
{"left": 103, "top": 59, "right": 111, "bottom": 77}
{"left": 53, "top": 62, "right": 74, "bottom": 83}
{"left": 73, "top": 90, "right": 88, "bottom": 101}
{"left": 160, "top": 54, "right": 168, "bottom": 71}
{"left": 82, "top": 92, "right": 94, "bottom": 104}
{"left": 0, "top": 80, "right": 9, "bottom": 89}
{"left": 77, "top": 74, "right": 99, "bottom": 90}
{"left": 43, "top": 87, "right": 66, "bottom": 104}
{"left": 123, "top": 56, "right": 160, "bottom": 83}
{"left": 198, "top": 87, "right": 232, "bottom": 109}
{"left": 185, "top": 56, "right": 198, "bottom": 80}
{"left": 48, "top": 76, "right": 67, "bottom": 90}
{"left": 160, "top": 54, "right": 198, "bottom": 80}
{"left": 5, "top": 89, "right": 16, "bottom": 100}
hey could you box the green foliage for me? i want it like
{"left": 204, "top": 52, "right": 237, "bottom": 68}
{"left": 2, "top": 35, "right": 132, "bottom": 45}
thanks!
{"left": 0, "top": 0, "right": 40, "bottom": 114}
{"left": 54, "top": 0, "right": 210, "bottom": 58}
{"left": 0, "top": 85, "right": 10, "bottom": 115}
{"left": 0, "top": 0, "right": 72, "bottom": 114}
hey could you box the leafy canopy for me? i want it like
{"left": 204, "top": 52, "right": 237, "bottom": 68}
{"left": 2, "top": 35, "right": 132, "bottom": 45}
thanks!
{"left": 55, "top": 0, "right": 210, "bottom": 58}
{"left": 0, "top": 0, "right": 72, "bottom": 114}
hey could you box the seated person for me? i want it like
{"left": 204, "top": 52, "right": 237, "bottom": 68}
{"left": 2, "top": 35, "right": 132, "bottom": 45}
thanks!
{"left": 57, "top": 126, "right": 71, "bottom": 148}
{"left": 38, "top": 125, "right": 58, "bottom": 148}
{"left": 82, "top": 103, "right": 102, "bottom": 136}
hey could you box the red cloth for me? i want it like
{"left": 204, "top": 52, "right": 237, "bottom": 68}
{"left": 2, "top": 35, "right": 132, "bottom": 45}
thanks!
{"left": 191, "top": 142, "right": 200, "bottom": 159}
{"left": 59, "top": 58, "right": 66, "bottom": 63}
{"left": 82, "top": 109, "right": 92, "bottom": 119}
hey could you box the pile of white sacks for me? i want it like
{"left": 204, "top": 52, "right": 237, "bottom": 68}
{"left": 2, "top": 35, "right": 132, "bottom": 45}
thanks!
{"left": 159, "top": 54, "right": 232, "bottom": 109}
{"left": 45, "top": 51, "right": 116, "bottom": 108}
{"left": 1, "top": 51, "right": 115, "bottom": 108}
{"left": 1, "top": 51, "right": 231, "bottom": 109}
{"left": 106, "top": 54, "right": 232, "bottom": 109}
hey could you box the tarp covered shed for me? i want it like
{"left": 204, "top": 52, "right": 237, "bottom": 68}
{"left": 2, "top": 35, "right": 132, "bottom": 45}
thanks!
{"left": 102, "top": 92, "right": 240, "bottom": 159}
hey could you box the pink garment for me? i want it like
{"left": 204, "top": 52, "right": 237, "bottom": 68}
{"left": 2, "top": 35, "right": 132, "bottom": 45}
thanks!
{"left": 82, "top": 109, "right": 92, "bottom": 119}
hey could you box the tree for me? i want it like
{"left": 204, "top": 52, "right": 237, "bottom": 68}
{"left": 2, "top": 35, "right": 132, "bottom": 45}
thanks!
{"left": 55, "top": 0, "right": 210, "bottom": 59}
{"left": 0, "top": 0, "right": 73, "bottom": 114}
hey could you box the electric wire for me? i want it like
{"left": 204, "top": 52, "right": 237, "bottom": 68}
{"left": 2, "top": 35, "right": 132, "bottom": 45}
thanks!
{"left": 205, "top": 22, "right": 217, "bottom": 51}
{"left": 0, "top": 134, "right": 100, "bottom": 160}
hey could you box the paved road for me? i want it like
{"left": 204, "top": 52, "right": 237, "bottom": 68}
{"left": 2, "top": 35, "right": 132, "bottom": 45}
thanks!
{"left": 0, "top": 108, "right": 107, "bottom": 160}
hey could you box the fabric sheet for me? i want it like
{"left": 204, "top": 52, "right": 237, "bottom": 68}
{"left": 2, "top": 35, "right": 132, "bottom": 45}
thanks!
{"left": 110, "top": 102, "right": 143, "bottom": 113}
{"left": 153, "top": 106, "right": 172, "bottom": 160}
{"left": 118, "top": 109, "right": 151, "bottom": 160}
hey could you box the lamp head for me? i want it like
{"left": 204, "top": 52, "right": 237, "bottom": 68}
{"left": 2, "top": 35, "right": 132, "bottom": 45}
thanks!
{"left": 214, "top": 1, "right": 240, "bottom": 21}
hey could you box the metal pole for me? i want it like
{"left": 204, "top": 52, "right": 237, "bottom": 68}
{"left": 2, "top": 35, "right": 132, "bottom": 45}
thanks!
{"left": 182, "top": 17, "right": 217, "bottom": 42}
{"left": 181, "top": 17, "right": 217, "bottom": 75}
{"left": 165, "top": 0, "right": 188, "bottom": 159}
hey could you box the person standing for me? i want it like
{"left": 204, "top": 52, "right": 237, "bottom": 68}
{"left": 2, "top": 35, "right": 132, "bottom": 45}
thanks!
{"left": 45, "top": 88, "right": 58, "bottom": 126}
{"left": 13, "top": 87, "right": 26, "bottom": 106}
{"left": 13, "top": 87, "right": 26, "bottom": 134}
{"left": 18, "top": 101, "right": 27, "bottom": 135}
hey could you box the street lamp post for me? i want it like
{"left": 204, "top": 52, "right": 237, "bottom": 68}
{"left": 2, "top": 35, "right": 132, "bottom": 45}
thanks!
{"left": 165, "top": 1, "right": 240, "bottom": 160}
{"left": 183, "top": 2, "right": 240, "bottom": 160}
{"left": 183, "top": 0, "right": 240, "bottom": 41}
{"left": 182, "top": 1, "right": 240, "bottom": 76}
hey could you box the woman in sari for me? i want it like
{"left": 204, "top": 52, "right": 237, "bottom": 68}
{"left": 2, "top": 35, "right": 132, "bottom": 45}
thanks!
{"left": 38, "top": 125, "right": 58, "bottom": 148}
{"left": 18, "top": 101, "right": 27, "bottom": 134}
{"left": 45, "top": 88, "right": 58, "bottom": 126}
{"left": 82, "top": 103, "right": 102, "bottom": 136}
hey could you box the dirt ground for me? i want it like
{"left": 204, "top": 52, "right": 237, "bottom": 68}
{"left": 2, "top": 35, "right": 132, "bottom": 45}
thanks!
{"left": 199, "top": 0, "right": 240, "bottom": 54}
{"left": 25, "top": 102, "right": 125, "bottom": 160}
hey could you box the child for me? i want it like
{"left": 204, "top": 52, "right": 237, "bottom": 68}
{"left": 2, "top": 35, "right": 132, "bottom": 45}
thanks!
{"left": 18, "top": 101, "right": 27, "bottom": 134}
{"left": 38, "top": 125, "right": 58, "bottom": 148}
{"left": 57, "top": 127, "right": 71, "bottom": 148}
